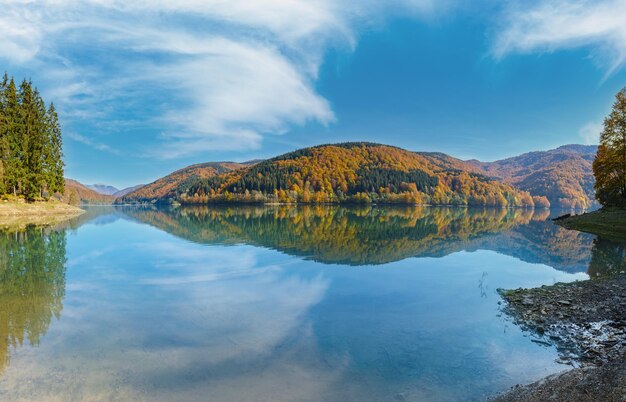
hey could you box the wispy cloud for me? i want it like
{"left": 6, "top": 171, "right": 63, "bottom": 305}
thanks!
{"left": 579, "top": 121, "right": 602, "bottom": 145}
{"left": 0, "top": 0, "right": 440, "bottom": 158}
{"left": 493, "top": 0, "right": 626, "bottom": 75}
{"left": 66, "top": 132, "right": 122, "bottom": 155}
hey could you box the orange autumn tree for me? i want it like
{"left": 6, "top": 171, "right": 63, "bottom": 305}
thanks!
{"left": 594, "top": 88, "right": 626, "bottom": 207}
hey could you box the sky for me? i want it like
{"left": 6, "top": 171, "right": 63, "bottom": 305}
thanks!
{"left": 1, "top": 0, "right": 626, "bottom": 188}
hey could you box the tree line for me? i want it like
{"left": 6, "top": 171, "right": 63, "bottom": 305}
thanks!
{"left": 0, "top": 74, "right": 64, "bottom": 200}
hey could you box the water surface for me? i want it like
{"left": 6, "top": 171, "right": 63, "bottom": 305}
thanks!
{"left": 0, "top": 206, "right": 622, "bottom": 401}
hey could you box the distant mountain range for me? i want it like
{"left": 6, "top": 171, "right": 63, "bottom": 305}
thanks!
{"left": 86, "top": 184, "right": 119, "bottom": 195}
{"left": 118, "top": 142, "right": 538, "bottom": 207}
{"left": 467, "top": 144, "right": 597, "bottom": 209}
{"left": 63, "top": 179, "right": 117, "bottom": 204}
{"left": 81, "top": 183, "right": 146, "bottom": 199}
{"left": 112, "top": 184, "right": 145, "bottom": 198}
{"left": 63, "top": 181, "right": 145, "bottom": 204}
{"left": 68, "top": 142, "right": 598, "bottom": 208}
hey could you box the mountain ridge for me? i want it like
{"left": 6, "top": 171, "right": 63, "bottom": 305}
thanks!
{"left": 116, "top": 161, "right": 254, "bottom": 204}
{"left": 63, "top": 179, "right": 116, "bottom": 204}
{"left": 114, "top": 185, "right": 144, "bottom": 198}
{"left": 467, "top": 144, "right": 597, "bottom": 209}
{"left": 118, "top": 142, "right": 597, "bottom": 208}
{"left": 119, "top": 142, "right": 537, "bottom": 207}
{"left": 86, "top": 184, "right": 119, "bottom": 195}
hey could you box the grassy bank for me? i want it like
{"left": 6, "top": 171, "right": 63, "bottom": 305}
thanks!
{"left": 0, "top": 198, "right": 84, "bottom": 218}
{"left": 555, "top": 208, "right": 626, "bottom": 241}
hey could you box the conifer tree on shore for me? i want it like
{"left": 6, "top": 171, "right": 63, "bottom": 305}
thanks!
{"left": 0, "top": 73, "right": 64, "bottom": 200}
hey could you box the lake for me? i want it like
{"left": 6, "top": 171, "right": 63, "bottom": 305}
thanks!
{"left": 0, "top": 205, "right": 620, "bottom": 401}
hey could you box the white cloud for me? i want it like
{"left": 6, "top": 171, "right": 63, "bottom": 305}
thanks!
{"left": 494, "top": 0, "right": 626, "bottom": 75}
{"left": 66, "top": 131, "right": 121, "bottom": 155}
{"left": 579, "top": 121, "right": 602, "bottom": 145}
{"left": 0, "top": 0, "right": 440, "bottom": 158}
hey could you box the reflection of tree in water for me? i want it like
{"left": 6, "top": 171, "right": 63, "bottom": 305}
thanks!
{"left": 588, "top": 237, "right": 626, "bottom": 279}
{"left": 0, "top": 227, "right": 67, "bottom": 374}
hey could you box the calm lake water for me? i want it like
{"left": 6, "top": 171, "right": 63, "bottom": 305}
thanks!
{"left": 0, "top": 205, "right": 622, "bottom": 401}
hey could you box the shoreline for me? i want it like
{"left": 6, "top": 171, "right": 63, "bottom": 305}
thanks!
{"left": 492, "top": 275, "right": 626, "bottom": 401}
{"left": 555, "top": 208, "right": 626, "bottom": 241}
{"left": 0, "top": 200, "right": 85, "bottom": 218}
{"left": 493, "top": 208, "right": 626, "bottom": 401}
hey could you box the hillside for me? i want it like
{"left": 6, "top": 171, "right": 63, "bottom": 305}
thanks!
{"left": 151, "top": 143, "right": 538, "bottom": 207}
{"left": 113, "top": 184, "right": 144, "bottom": 198}
{"left": 117, "top": 162, "right": 251, "bottom": 204}
{"left": 63, "top": 179, "right": 116, "bottom": 205}
{"left": 468, "top": 145, "right": 597, "bottom": 209}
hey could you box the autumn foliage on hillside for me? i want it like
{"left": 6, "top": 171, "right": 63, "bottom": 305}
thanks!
{"left": 62, "top": 179, "right": 115, "bottom": 205}
{"left": 469, "top": 145, "right": 597, "bottom": 209}
{"left": 176, "top": 143, "right": 537, "bottom": 207}
{"left": 118, "top": 161, "right": 249, "bottom": 204}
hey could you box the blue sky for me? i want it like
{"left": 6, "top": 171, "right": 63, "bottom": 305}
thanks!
{"left": 1, "top": 1, "right": 626, "bottom": 188}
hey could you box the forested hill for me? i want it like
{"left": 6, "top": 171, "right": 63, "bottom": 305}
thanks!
{"left": 121, "top": 143, "right": 540, "bottom": 207}
{"left": 467, "top": 145, "right": 597, "bottom": 209}
{"left": 117, "top": 161, "right": 252, "bottom": 204}
{"left": 63, "top": 179, "right": 115, "bottom": 205}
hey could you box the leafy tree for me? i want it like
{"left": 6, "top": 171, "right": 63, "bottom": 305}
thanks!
{"left": 593, "top": 88, "right": 626, "bottom": 207}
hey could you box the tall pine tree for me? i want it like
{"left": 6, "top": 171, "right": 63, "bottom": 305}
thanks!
{"left": 0, "top": 73, "right": 7, "bottom": 194}
{"left": 45, "top": 103, "right": 64, "bottom": 195}
{"left": 593, "top": 88, "right": 626, "bottom": 207}
{"left": 3, "top": 78, "right": 22, "bottom": 196}
{"left": 19, "top": 80, "right": 44, "bottom": 199}
{"left": 0, "top": 74, "right": 65, "bottom": 200}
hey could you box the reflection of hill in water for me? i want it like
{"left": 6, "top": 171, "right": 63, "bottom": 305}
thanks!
{"left": 0, "top": 226, "right": 67, "bottom": 374}
{"left": 119, "top": 206, "right": 596, "bottom": 271}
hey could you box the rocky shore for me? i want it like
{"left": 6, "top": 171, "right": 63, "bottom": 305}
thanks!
{"left": 491, "top": 275, "right": 626, "bottom": 401}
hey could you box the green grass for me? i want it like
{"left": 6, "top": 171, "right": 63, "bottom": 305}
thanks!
{"left": 557, "top": 207, "right": 626, "bottom": 241}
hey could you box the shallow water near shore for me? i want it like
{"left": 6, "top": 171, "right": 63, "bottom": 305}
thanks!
{"left": 0, "top": 205, "right": 617, "bottom": 401}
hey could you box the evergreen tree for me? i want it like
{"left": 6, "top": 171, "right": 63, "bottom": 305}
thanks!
{"left": 19, "top": 80, "right": 45, "bottom": 200}
{"left": 3, "top": 78, "right": 22, "bottom": 196}
{"left": 0, "top": 74, "right": 64, "bottom": 200}
{"left": 45, "top": 103, "right": 65, "bottom": 195}
{"left": 593, "top": 88, "right": 626, "bottom": 207}
{"left": 0, "top": 73, "right": 7, "bottom": 194}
